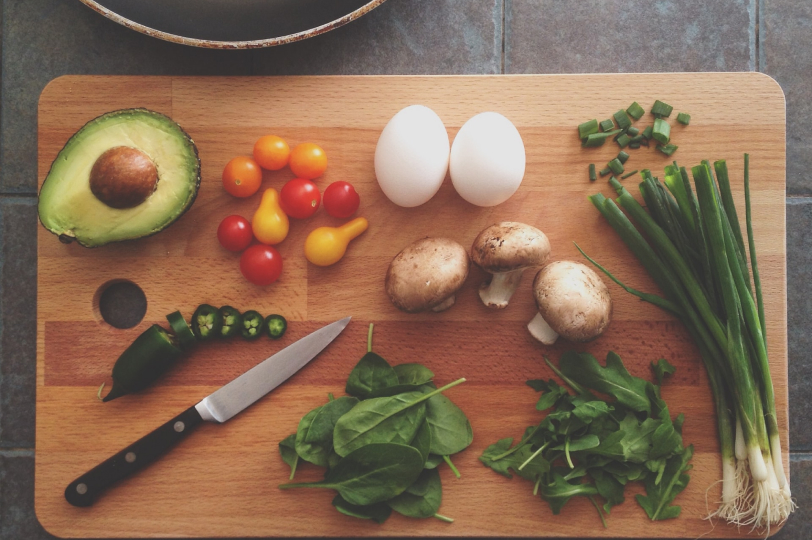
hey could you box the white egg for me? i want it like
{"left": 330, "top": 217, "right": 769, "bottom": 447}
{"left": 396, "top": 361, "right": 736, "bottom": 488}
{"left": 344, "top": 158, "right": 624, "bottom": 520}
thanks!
{"left": 449, "top": 112, "right": 526, "bottom": 207}
{"left": 374, "top": 105, "right": 450, "bottom": 208}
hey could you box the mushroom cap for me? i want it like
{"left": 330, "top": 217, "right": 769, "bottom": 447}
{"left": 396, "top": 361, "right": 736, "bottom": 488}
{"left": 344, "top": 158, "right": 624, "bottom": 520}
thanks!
{"left": 532, "top": 260, "right": 612, "bottom": 342}
{"left": 471, "top": 222, "right": 551, "bottom": 273}
{"left": 386, "top": 237, "right": 470, "bottom": 313}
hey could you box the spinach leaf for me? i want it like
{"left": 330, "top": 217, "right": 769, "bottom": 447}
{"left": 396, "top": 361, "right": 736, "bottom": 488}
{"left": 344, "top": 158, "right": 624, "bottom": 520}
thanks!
{"left": 387, "top": 468, "right": 443, "bottom": 519}
{"left": 635, "top": 446, "right": 693, "bottom": 520}
{"left": 332, "top": 494, "right": 392, "bottom": 524}
{"left": 651, "top": 358, "right": 676, "bottom": 385}
{"left": 279, "top": 443, "right": 423, "bottom": 506}
{"left": 560, "top": 351, "right": 651, "bottom": 414}
{"left": 410, "top": 419, "right": 432, "bottom": 464}
{"left": 278, "top": 433, "right": 299, "bottom": 480}
{"left": 295, "top": 396, "right": 359, "bottom": 466}
{"left": 333, "top": 392, "right": 428, "bottom": 457}
{"left": 424, "top": 454, "right": 444, "bottom": 469}
{"left": 393, "top": 363, "right": 434, "bottom": 385}
{"left": 345, "top": 352, "right": 399, "bottom": 399}
{"left": 425, "top": 393, "right": 473, "bottom": 456}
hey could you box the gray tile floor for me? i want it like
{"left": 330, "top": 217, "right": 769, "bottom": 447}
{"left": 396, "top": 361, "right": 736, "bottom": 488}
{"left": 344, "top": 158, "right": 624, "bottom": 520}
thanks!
{"left": 1, "top": 0, "right": 809, "bottom": 538}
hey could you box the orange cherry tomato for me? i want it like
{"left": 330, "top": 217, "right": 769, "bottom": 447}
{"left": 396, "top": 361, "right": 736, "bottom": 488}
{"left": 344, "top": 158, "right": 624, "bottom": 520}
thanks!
{"left": 253, "top": 135, "right": 290, "bottom": 171}
{"left": 222, "top": 156, "right": 262, "bottom": 198}
{"left": 289, "top": 142, "right": 327, "bottom": 179}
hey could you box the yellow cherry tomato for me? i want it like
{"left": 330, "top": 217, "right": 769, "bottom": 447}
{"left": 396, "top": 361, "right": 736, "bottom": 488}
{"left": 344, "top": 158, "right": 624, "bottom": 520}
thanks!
{"left": 304, "top": 217, "right": 368, "bottom": 266}
{"left": 252, "top": 188, "right": 289, "bottom": 245}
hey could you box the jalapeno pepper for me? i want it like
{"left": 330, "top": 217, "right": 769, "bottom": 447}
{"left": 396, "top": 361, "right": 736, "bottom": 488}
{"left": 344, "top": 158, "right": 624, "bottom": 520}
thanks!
{"left": 192, "top": 304, "right": 222, "bottom": 341}
{"left": 166, "top": 311, "right": 196, "bottom": 350}
{"left": 241, "top": 310, "right": 264, "bottom": 340}
{"left": 264, "top": 314, "right": 287, "bottom": 339}
{"left": 218, "top": 306, "right": 243, "bottom": 339}
{"left": 102, "top": 324, "right": 183, "bottom": 402}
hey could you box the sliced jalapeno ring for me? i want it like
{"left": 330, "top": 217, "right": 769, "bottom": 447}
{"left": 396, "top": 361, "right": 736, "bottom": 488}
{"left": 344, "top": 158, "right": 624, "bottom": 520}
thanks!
{"left": 192, "top": 304, "right": 223, "bottom": 341}
{"left": 264, "top": 314, "right": 287, "bottom": 339}
{"left": 218, "top": 305, "right": 243, "bottom": 339}
{"left": 166, "top": 311, "right": 196, "bottom": 350}
{"left": 241, "top": 310, "right": 264, "bottom": 340}
{"left": 103, "top": 324, "right": 183, "bottom": 402}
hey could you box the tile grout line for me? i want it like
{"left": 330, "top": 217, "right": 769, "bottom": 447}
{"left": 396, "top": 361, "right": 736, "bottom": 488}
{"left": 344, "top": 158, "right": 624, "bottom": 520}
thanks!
{"left": 753, "top": 0, "right": 759, "bottom": 71}
{"left": 500, "top": 0, "right": 506, "bottom": 74}
{"left": 0, "top": 448, "right": 35, "bottom": 457}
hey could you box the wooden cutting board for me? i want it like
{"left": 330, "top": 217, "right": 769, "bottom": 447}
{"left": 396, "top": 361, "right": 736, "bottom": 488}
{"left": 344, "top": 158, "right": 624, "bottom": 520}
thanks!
{"left": 35, "top": 74, "right": 788, "bottom": 538}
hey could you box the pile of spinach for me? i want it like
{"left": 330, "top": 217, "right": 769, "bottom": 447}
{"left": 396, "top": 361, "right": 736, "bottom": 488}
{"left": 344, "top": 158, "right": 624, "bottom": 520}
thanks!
{"left": 278, "top": 324, "right": 472, "bottom": 524}
{"left": 480, "top": 351, "right": 692, "bottom": 527}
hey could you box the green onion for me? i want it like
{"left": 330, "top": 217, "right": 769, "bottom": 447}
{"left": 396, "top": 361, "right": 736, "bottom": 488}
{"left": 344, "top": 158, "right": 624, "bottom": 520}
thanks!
{"left": 599, "top": 167, "right": 611, "bottom": 176}
{"left": 589, "top": 163, "right": 597, "bottom": 182}
{"left": 627, "top": 126, "right": 640, "bottom": 136}
{"left": 613, "top": 109, "right": 632, "bottom": 130}
{"left": 582, "top": 130, "right": 622, "bottom": 148}
{"left": 630, "top": 134, "right": 645, "bottom": 144}
{"left": 651, "top": 100, "right": 673, "bottom": 118}
{"left": 616, "top": 134, "right": 632, "bottom": 149}
{"left": 626, "top": 101, "right": 645, "bottom": 120}
{"left": 617, "top": 151, "right": 630, "bottom": 164}
{"left": 621, "top": 170, "right": 638, "bottom": 179}
{"left": 653, "top": 118, "right": 671, "bottom": 144}
{"left": 578, "top": 119, "right": 599, "bottom": 140}
{"left": 642, "top": 125, "right": 654, "bottom": 139}
{"left": 629, "top": 142, "right": 641, "bottom": 149}
{"left": 677, "top": 112, "right": 691, "bottom": 125}
{"left": 657, "top": 143, "right": 678, "bottom": 156}
{"left": 599, "top": 118, "right": 615, "bottom": 132}
{"left": 608, "top": 158, "right": 624, "bottom": 175}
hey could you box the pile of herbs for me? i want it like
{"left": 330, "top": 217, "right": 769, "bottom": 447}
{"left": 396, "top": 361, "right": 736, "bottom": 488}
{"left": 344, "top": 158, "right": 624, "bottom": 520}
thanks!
{"left": 278, "top": 324, "right": 472, "bottom": 524}
{"left": 480, "top": 351, "right": 692, "bottom": 527}
{"left": 581, "top": 157, "right": 794, "bottom": 528}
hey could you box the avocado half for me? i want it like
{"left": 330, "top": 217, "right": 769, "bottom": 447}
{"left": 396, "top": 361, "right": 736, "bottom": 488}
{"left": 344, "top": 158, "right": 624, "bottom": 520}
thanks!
{"left": 38, "top": 108, "right": 201, "bottom": 248}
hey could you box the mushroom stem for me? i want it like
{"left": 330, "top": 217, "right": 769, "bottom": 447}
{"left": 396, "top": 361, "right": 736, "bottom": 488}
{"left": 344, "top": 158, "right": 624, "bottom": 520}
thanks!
{"left": 479, "top": 269, "right": 526, "bottom": 309}
{"left": 527, "top": 312, "right": 559, "bottom": 345}
{"left": 431, "top": 295, "right": 456, "bottom": 312}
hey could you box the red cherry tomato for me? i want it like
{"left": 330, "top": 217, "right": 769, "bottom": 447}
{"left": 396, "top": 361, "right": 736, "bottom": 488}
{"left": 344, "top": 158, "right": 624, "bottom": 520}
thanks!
{"left": 217, "top": 215, "right": 253, "bottom": 252}
{"left": 280, "top": 178, "right": 321, "bottom": 219}
{"left": 323, "top": 181, "right": 360, "bottom": 218}
{"left": 240, "top": 244, "right": 283, "bottom": 286}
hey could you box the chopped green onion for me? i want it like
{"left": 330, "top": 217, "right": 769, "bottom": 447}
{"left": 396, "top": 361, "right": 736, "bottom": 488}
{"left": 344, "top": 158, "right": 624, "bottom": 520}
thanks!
{"left": 677, "top": 112, "right": 691, "bottom": 125}
{"left": 617, "top": 151, "right": 630, "bottom": 164}
{"left": 616, "top": 134, "right": 632, "bottom": 149}
{"left": 599, "top": 167, "right": 611, "bottom": 176}
{"left": 621, "top": 170, "right": 638, "bottom": 179}
{"left": 608, "top": 158, "right": 624, "bottom": 175}
{"left": 626, "top": 101, "right": 645, "bottom": 121}
{"left": 630, "top": 134, "right": 645, "bottom": 144}
{"left": 627, "top": 126, "right": 640, "bottom": 136}
{"left": 578, "top": 119, "right": 599, "bottom": 140}
{"left": 581, "top": 129, "right": 622, "bottom": 148}
{"left": 642, "top": 125, "right": 654, "bottom": 139}
{"left": 652, "top": 118, "right": 671, "bottom": 144}
{"left": 589, "top": 163, "right": 597, "bottom": 182}
{"left": 599, "top": 119, "right": 615, "bottom": 132}
{"left": 613, "top": 109, "right": 632, "bottom": 131}
{"left": 657, "top": 143, "right": 678, "bottom": 156}
{"left": 629, "top": 142, "right": 641, "bottom": 149}
{"left": 651, "top": 100, "right": 673, "bottom": 118}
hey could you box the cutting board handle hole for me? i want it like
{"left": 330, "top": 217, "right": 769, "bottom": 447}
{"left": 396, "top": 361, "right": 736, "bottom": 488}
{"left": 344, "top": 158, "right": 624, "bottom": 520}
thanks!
{"left": 93, "top": 280, "right": 147, "bottom": 329}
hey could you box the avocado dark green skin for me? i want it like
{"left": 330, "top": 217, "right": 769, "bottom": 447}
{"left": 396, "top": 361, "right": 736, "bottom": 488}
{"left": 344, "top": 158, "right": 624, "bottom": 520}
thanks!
{"left": 38, "top": 108, "right": 201, "bottom": 248}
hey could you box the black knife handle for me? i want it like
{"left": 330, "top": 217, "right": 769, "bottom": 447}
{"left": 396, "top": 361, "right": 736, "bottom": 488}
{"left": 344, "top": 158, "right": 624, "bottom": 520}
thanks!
{"left": 65, "top": 406, "right": 204, "bottom": 507}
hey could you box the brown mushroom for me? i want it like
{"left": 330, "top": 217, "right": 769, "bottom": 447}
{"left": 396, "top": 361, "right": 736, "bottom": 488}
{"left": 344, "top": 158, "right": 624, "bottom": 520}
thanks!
{"left": 385, "top": 237, "right": 470, "bottom": 313}
{"left": 527, "top": 260, "right": 612, "bottom": 344}
{"left": 471, "top": 222, "right": 551, "bottom": 309}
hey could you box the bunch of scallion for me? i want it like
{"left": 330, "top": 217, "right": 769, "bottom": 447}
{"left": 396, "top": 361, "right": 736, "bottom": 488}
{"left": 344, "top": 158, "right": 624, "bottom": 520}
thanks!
{"left": 578, "top": 155, "right": 794, "bottom": 529}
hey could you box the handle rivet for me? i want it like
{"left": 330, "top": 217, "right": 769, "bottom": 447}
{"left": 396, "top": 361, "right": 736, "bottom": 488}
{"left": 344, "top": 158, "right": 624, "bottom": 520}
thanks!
{"left": 76, "top": 483, "right": 88, "bottom": 495}
{"left": 174, "top": 421, "right": 185, "bottom": 432}
{"left": 125, "top": 452, "right": 136, "bottom": 463}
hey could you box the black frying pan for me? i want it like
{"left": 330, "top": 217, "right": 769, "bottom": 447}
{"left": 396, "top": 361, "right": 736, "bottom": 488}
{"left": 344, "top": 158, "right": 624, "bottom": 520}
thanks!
{"left": 80, "top": 0, "right": 387, "bottom": 48}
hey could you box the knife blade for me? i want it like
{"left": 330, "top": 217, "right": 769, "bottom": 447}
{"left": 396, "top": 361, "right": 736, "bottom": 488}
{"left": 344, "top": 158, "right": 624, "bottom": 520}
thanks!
{"left": 65, "top": 316, "right": 351, "bottom": 507}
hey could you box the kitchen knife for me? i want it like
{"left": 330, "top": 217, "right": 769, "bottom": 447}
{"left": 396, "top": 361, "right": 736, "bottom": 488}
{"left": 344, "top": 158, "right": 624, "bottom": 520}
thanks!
{"left": 65, "top": 316, "right": 351, "bottom": 507}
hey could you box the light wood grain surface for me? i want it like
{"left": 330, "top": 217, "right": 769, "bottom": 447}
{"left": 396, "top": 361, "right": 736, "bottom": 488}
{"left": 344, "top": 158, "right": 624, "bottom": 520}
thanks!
{"left": 35, "top": 74, "right": 787, "bottom": 538}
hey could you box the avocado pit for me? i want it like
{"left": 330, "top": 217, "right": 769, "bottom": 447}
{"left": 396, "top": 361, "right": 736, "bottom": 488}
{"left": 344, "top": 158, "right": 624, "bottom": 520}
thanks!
{"left": 89, "top": 146, "right": 158, "bottom": 209}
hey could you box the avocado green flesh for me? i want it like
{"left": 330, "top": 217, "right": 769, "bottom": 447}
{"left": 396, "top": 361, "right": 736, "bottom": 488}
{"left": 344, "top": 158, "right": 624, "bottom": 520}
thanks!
{"left": 38, "top": 109, "right": 200, "bottom": 247}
